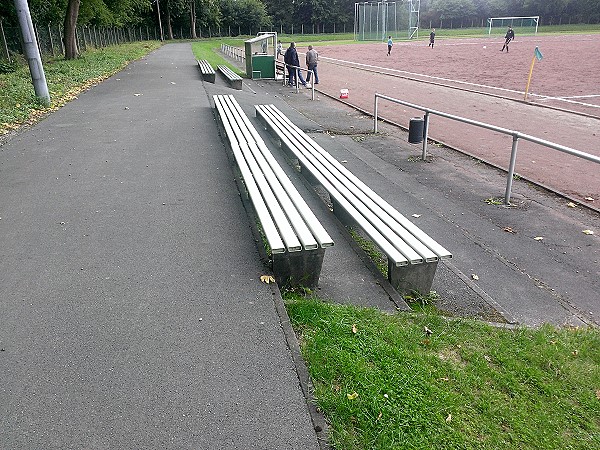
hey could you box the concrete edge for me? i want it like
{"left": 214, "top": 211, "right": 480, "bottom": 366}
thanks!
{"left": 269, "top": 283, "right": 332, "bottom": 450}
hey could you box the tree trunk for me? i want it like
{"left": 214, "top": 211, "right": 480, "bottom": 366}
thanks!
{"left": 63, "top": 0, "right": 80, "bottom": 59}
{"left": 165, "top": 0, "right": 173, "bottom": 39}
{"left": 190, "top": 1, "right": 197, "bottom": 39}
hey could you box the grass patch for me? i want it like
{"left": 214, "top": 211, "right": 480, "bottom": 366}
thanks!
{"left": 285, "top": 295, "right": 600, "bottom": 450}
{"left": 0, "top": 41, "right": 161, "bottom": 136}
{"left": 191, "top": 39, "right": 246, "bottom": 76}
{"left": 349, "top": 227, "right": 388, "bottom": 277}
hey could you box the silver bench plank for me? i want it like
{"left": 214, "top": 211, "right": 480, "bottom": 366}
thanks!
{"left": 213, "top": 95, "right": 333, "bottom": 288}
{"left": 197, "top": 59, "right": 215, "bottom": 83}
{"left": 256, "top": 103, "right": 452, "bottom": 294}
{"left": 220, "top": 95, "right": 317, "bottom": 251}
{"left": 214, "top": 96, "right": 287, "bottom": 253}
{"left": 217, "top": 65, "right": 243, "bottom": 90}
{"left": 224, "top": 98, "right": 334, "bottom": 251}
{"left": 257, "top": 104, "right": 452, "bottom": 262}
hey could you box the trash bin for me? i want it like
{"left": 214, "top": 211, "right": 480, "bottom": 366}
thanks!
{"left": 408, "top": 117, "right": 424, "bottom": 144}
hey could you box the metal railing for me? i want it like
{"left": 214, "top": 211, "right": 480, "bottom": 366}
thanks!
{"left": 220, "top": 44, "right": 245, "bottom": 62}
{"left": 373, "top": 93, "right": 600, "bottom": 205}
{"left": 281, "top": 63, "right": 315, "bottom": 100}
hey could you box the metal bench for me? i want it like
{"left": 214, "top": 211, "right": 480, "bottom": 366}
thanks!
{"left": 213, "top": 95, "right": 334, "bottom": 288}
{"left": 217, "top": 65, "right": 243, "bottom": 90}
{"left": 196, "top": 59, "right": 215, "bottom": 83}
{"left": 255, "top": 103, "right": 452, "bottom": 296}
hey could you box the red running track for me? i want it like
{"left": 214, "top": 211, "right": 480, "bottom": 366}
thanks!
{"left": 295, "top": 34, "right": 600, "bottom": 203}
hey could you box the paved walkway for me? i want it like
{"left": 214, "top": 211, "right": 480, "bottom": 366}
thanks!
{"left": 1, "top": 43, "right": 598, "bottom": 449}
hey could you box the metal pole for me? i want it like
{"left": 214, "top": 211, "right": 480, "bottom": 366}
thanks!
{"left": 422, "top": 111, "right": 430, "bottom": 160}
{"left": 0, "top": 19, "right": 11, "bottom": 62}
{"left": 504, "top": 135, "right": 519, "bottom": 205}
{"left": 13, "top": 0, "right": 50, "bottom": 106}
{"left": 374, "top": 95, "right": 379, "bottom": 133}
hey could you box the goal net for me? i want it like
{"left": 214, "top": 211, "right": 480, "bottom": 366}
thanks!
{"left": 487, "top": 16, "right": 539, "bottom": 36}
{"left": 355, "top": 1, "right": 411, "bottom": 41}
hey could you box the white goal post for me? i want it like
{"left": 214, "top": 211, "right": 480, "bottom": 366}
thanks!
{"left": 487, "top": 16, "right": 539, "bottom": 35}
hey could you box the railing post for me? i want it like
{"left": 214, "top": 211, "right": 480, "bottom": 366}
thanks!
{"left": 374, "top": 94, "right": 379, "bottom": 133}
{"left": 422, "top": 111, "right": 430, "bottom": 160}
{"left": 504, "top": 135, "right": 519, "bottom": 205}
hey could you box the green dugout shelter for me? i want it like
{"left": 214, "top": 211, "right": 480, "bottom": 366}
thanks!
{"left": 245, "top": 32, "right": 277, "bottom": 79}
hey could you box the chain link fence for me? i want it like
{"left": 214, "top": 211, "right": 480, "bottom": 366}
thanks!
{"left": 1, "top": 20, "right": 160, "bottom": 62}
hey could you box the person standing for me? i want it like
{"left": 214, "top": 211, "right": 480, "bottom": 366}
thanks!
{"left": 276, "top": 40, "right": 283, "bottom": 59}
{"left": 501, "top": 26, "right": 515, "bottom": 52}
{"left": 387, "top": 36, "right": 393, "bottom": 56}
{"left": 429, "top": 28, "right": 436, "bottom": 48}
{"left": 283, "top": 42, "right": 306, "bottom": 87}
{"left": 305, "top": 45, "right": 319, "bottom": 85}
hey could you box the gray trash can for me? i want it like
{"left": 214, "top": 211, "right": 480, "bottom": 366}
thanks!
{"left": 408, "top": 117, "right": 424, "bottom": 144}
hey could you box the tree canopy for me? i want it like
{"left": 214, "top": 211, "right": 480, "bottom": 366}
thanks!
{"left": 1, "top": 0, "right": 598, "bottom": 43}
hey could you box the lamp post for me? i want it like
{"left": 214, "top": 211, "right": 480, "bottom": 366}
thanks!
{"left": 13, "top": 0, "right": 50, "bottom": 106}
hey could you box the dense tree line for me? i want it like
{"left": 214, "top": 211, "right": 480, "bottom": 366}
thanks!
{"left": 1, "top": 0, "right": 598, "bottom": 56}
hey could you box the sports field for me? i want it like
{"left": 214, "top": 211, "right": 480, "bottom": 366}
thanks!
{"left": 297, "top": 33, "right": 600, "bottom": 203}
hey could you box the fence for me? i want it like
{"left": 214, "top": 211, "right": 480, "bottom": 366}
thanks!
{"left": 1, "top": 20, "right": 160, "bottom": 62}
{"left": 373, "top": 93, "right": 600, "bottom": 205}
{"left": 220, "top": 43, "right": 245, "bottom": 62}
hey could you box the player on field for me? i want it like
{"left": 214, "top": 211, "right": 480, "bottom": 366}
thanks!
{"left": 501, "top": 26, "right": 515, "bottom": 52}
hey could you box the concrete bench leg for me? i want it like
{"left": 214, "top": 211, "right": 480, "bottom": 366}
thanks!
{"left": 272, "top": 248, "right": 325, "bottom": 289}
{"left": 388, "top": 261, "right": 438, "bottom": 296}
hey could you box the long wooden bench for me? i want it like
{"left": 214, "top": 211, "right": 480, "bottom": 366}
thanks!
{"left": 197, "top": 59, "right": 215, "bottom": 83}
{"left": 217, "top": 65, "right": 243, "bottom": 90}
{"left": 213, "top": 95, "right": 334, "bottom": 288}
{"left": 255, "top": 103, "right": 452, "bottom": 296}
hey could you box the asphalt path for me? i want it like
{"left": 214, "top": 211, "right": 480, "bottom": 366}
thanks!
{"left": 0, "top": 44, "right": 320, "bottom": 449}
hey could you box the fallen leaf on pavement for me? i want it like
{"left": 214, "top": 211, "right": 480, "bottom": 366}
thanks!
{"left": 567, "top": 202, "right": 577, "bottom": 208}
{"left": 260, "top": 275, "right": 275, "bottom": 284}
{"left": 582, "top": 230, "right": 594, "bottom": 235}
{"left": 503, "top": 227, "right": 515, "bottom": 233}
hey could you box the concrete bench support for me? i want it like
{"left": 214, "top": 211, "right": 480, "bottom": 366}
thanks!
{"left": 213, "top": 95, "right": 333, "bottom": 289}
{"left": 255, "top": 103, "right": 452, "bottom": 296}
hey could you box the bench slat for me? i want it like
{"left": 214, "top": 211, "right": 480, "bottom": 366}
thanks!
{"left": 215, "top": 96, "right": 286, "bottom": 253}
{"left": 220, "top": 95, "right": 314, "bottom": 251}
{"left": 217, "top": 65, "right": 243, "bottom": 90}
{"left": 215, "top": 96, "right": 302, "bottom": 252}
{"left": 256, "top": 104, "right": 452, "bottom": 265}
{"left": 257, "top": 105, "right": 412, "bottom": 266}
{"left": 224, "top": 98, "right": 334, "bottom": 251}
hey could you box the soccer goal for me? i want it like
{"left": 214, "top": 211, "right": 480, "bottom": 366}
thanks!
{"left": 487, "top": 16, "right": 539, "bottom": 36}
{"left": 354, "top": 1, "right": 421, "bottom": 41}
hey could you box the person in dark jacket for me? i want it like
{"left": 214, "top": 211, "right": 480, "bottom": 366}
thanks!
{"left": 501, "top": 26, "right": 515, "bottom": 52}
{"left": 429, "top": 29, "right": 435, "bottom": 48}
{"left": 283, "top": 42, "right": 306, "bottom": 87}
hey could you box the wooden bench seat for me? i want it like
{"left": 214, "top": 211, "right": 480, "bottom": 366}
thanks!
{"left": 197, "top": 59, "right": 215, "bottom": 83}
{"left": 217, "top": 65, "right": 243, "bottom": 90}
{"left": 255, "top": 103, "right": 452, "bottom": 296}
{"left": 213, "top": 95, "right": 333, "bottom": 288}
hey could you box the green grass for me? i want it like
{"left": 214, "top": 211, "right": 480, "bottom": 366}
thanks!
{"left": 191, "top": 39, "right": 246, "bottom": 76}
{"left": 286, "top": 295, "right": 600, "bottom": 450}
{"left": 0, "top": 41, "right": 161, "bottom": 136}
